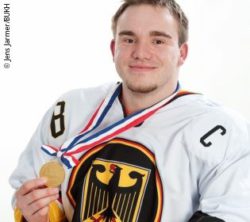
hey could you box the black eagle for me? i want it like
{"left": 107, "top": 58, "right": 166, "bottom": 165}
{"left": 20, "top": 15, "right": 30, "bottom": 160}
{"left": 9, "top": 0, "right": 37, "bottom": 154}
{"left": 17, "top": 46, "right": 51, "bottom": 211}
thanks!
{"left": 82, "top": 162, "right": 145, "bottom": 222}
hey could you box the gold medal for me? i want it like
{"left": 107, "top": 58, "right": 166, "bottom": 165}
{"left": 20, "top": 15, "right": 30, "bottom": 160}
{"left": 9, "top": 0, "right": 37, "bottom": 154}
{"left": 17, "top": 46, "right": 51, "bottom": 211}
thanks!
{"left": 39, "top": 161, "right": 65, "bottom": 187}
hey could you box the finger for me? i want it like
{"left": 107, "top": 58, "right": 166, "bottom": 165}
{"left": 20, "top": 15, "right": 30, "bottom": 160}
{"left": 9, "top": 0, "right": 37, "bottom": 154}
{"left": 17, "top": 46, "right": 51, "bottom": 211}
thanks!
{"left": 26, "top": 206, "right": 49, "bottom": 222}
{"left": 26, "top": 187, "right": 59, "bottom": 205}
{"left": 17, "top": 178, "right": 48, "bottom": 196}
{"left": 28, "top": 193, "right": 59, "bottom": 217}
{"left": 34, "top": 205, "right": 49, "bottom": 220}
{"left": 15, "top": 178, "right": 51, "bottom": 211}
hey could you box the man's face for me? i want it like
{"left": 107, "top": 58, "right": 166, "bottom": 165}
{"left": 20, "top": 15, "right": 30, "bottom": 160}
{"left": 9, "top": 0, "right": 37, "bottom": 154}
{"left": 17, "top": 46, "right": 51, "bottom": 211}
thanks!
{"left": 111, "top": 4, "right": 187, "bottom": 94}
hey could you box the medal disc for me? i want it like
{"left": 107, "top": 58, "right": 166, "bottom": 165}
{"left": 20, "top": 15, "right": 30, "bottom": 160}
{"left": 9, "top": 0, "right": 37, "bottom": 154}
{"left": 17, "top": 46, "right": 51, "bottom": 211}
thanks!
{"left": 39, "top": 161, "right": 65, "bottom": 187}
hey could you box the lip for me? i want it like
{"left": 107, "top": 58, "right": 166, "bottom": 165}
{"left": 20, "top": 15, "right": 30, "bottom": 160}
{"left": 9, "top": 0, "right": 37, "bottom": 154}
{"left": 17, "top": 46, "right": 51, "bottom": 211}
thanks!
{"left": 129, "top": 65, "right": 156, "bottom": 71}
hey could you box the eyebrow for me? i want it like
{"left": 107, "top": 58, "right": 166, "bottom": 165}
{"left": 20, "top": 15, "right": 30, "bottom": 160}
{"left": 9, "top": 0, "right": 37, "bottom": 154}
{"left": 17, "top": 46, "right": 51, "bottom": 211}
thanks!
{"left": 118, "top": 30, "right": 135, "bottom": 36}
{"left": 150, "top": 31, "right": 172, "bottom": 39}
{"left": 118, "top": 30, "right": 172, "bottom": 39}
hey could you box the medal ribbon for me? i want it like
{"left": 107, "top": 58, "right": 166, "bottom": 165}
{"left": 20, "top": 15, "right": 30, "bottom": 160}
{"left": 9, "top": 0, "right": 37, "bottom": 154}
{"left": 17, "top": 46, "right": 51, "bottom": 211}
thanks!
{"left": 41, "top": 83, "right": 189, "bottom": 169}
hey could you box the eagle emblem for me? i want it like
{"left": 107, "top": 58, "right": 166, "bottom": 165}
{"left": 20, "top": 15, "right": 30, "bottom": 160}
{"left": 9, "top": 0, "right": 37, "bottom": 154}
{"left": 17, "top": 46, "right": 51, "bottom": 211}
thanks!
{"left": 68, "top": 139, "right": 163, "bottom": 222}
{"left": 81, "top": 159, "right": 149, "bottom": 222}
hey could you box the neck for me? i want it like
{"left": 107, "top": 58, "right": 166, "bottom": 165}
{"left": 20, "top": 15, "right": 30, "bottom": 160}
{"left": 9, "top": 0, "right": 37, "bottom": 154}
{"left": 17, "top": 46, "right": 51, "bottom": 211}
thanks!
{"left": 120, "top": 83, "right": 178, "bottom": 115}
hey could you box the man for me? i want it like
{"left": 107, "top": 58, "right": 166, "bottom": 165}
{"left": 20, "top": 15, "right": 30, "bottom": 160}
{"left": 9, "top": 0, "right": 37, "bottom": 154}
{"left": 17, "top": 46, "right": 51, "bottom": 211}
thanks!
{"left": 10, "top": 0, "right": 250, "bottom": 221}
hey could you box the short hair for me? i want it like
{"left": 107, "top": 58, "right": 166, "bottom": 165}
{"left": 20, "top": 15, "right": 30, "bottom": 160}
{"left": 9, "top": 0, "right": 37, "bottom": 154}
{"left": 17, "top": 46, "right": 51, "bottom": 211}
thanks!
{"left": 111, "top": 0, "right": 188, "bottom": 46}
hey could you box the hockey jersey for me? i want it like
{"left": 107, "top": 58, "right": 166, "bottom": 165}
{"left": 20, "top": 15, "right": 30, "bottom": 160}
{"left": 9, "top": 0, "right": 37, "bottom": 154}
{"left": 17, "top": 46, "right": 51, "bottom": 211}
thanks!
{"left": 10, "top": 83, "right": 250, "bottom": 222}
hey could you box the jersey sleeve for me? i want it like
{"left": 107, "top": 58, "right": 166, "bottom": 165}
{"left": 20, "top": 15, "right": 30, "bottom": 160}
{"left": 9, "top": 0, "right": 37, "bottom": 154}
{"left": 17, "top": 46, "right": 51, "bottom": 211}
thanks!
{"left": 183, "top": 109, "right": 250, "bottom": 221}
{"left": 9, "top": 96, "right": 69, "bottom": 221}
{"left": 9, "top": 104, "right": 54, "bottom": 191}
{"left": 8, "top": 86, "right": 87, "bottom": 194}
{"left": 9, "top": 84, "right": 112, "bottom": 221}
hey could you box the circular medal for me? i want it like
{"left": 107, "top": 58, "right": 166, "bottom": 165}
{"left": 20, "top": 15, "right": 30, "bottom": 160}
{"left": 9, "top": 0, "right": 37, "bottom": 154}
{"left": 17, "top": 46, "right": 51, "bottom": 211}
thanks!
{"left": 39, "top": 161, "right": 65, "bottom": 187}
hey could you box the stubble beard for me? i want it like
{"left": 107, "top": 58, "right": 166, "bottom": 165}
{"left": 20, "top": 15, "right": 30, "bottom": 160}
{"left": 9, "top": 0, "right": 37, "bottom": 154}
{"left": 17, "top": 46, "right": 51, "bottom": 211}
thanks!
{"left": 125, "top": 80, "right": 158, "bottom": 94}
{"left": 118, "top": 66, "right": 159, "bottom": 94}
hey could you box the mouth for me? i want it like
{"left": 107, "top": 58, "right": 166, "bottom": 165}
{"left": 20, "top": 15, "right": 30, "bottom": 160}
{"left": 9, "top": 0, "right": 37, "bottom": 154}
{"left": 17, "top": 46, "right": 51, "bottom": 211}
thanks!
{"left": 129, "top": 65, "right": 156, "bottom": 72}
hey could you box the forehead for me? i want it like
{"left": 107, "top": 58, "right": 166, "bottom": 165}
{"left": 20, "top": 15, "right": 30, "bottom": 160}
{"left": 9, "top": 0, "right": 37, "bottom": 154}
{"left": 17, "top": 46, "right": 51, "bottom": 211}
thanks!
{"left": 116, "top": 4, "right": 178, "bottom": 37}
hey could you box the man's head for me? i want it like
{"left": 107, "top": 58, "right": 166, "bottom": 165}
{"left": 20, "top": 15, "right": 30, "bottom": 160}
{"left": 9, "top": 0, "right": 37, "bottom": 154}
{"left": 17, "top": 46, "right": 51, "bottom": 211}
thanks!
{"left": 110, "top": 0, "right": 188, "bottom": 96}
{"left": 112, "top": 0, "right": 188, "bottom": 46}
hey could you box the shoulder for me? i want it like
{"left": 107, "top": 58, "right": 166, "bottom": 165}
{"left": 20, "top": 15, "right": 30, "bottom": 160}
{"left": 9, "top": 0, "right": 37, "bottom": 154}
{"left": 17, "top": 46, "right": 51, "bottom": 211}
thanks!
{"left": 182, "top": 95, "right": 250, "bottom": 165}
{"left": 187, "top": 94, "right": 249, "bottom": 135}
{"left": 45, "top": 82, "right": 117, "bottom": 145}
{"left": 50, "top": 82, "right": 116, "bottom": 116}
{"left": 57, "top": 82, "right": 114, "bottom": 105}
{"left": 180, "top": 94, "right": 248, "bottom": 130}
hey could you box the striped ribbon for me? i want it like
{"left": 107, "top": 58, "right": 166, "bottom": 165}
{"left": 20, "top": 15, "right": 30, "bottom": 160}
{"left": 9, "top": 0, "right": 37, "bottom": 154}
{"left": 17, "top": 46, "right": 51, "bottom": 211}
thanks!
{"left": 41, "top": 83, "right": 190, "bottom": 169}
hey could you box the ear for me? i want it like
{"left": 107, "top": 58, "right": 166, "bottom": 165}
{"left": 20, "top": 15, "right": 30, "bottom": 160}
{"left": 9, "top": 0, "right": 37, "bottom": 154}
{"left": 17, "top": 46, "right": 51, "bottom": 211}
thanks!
{"left": 178, "top": 43, "right": 188, "bottom": 66}
{"left": 110, "top": 39, "right": 115, "bottom": 58}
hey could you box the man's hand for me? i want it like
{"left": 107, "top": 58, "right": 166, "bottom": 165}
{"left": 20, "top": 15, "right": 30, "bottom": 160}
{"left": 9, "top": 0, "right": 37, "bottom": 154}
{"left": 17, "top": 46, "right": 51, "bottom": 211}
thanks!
{"left": 15, "top": 178, "right": 59, "bottom": 222}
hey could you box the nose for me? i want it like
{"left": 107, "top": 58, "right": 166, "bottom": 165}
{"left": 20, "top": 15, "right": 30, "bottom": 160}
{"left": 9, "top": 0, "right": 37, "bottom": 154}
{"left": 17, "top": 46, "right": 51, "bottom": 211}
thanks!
{"left": 131, "top": 40, "right": 152, "bottom": 61}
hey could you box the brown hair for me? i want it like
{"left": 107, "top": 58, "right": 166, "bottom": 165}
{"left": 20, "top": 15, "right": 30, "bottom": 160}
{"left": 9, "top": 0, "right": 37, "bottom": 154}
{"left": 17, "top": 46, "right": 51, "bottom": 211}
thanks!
{"left": 111, "top": 0, "right": 188, "bottom": 46}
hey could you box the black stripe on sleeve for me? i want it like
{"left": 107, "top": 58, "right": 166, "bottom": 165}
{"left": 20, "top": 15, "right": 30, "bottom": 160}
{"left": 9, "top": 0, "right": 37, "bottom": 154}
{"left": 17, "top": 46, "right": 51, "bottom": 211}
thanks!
{"left": 188, "top": 211, "right": 225, "bottom": 222}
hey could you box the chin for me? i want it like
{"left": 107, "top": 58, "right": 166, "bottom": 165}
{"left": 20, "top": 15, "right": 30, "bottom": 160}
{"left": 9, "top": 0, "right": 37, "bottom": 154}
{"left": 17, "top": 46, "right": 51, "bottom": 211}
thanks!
{"left": 126, "top": 82, "right": 158, "bottom": 94}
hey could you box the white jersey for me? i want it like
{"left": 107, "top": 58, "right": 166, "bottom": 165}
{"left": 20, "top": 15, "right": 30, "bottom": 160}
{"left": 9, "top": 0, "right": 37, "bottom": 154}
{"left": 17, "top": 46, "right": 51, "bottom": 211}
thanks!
{"left": 10, "top": 83, "right": 250, "bottom": 222}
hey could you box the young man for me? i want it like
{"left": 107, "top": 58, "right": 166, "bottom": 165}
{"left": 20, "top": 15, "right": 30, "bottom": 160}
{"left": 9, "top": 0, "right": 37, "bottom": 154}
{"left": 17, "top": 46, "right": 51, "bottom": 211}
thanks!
{"left": 10, "top": 0, "right": 250, "bottom": 221}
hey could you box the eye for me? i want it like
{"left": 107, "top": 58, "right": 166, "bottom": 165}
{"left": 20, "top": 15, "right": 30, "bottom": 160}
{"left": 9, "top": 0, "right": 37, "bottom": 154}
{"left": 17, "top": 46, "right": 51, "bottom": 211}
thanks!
{"left": 124, "top": 38, "right": 135, "bottom": 44}
{"left": 152, "top": 39, "right": 165, "bottom": 45}
{"left": 120, "top": 36, "right": 136, "bottom": 44}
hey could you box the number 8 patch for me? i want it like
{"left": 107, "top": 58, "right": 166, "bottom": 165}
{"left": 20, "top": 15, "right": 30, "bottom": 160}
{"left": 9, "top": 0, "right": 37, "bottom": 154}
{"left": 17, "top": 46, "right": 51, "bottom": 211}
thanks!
{"left": 50, "top": 101, "right": 65, "bottom": 138}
